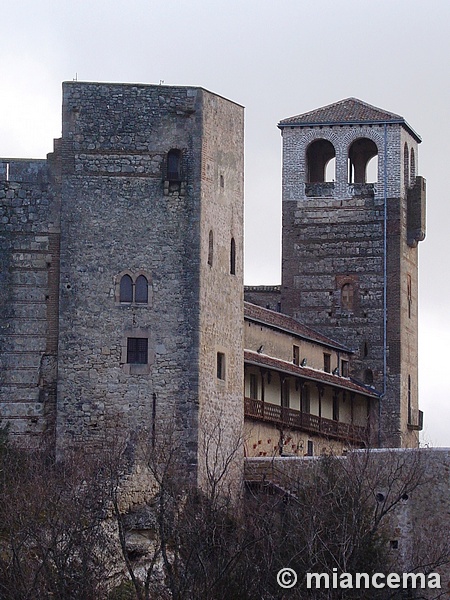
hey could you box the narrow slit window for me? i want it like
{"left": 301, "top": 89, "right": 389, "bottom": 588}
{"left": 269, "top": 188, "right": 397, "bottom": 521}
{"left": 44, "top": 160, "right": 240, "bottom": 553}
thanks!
{"left": 217, "top": 352, "right": 226, "bottom": 380}
{"left": 208, "top": 230, "right": 213, "bottom": 266}
{"left": 230, "top": 237, "right": 236, "bottom": 275}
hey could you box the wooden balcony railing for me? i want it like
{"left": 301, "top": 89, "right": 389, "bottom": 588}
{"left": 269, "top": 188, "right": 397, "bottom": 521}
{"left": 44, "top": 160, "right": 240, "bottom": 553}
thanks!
{"left": 244, "top": 397, "right": 368, "bottom": 444}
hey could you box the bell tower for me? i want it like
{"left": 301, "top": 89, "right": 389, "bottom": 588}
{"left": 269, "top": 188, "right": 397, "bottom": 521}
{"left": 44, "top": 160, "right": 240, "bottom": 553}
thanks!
{"left": 279, "top": 98, "right": 426, "bottom": 447}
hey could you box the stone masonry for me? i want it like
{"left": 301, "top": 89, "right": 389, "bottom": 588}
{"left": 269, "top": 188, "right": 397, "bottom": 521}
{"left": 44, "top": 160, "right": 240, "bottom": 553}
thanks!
{"left": 1, "top": 82, "right": 244, "bottom": 490}
{"left": 279, "top": 99, "right": 426, "bottom": 448}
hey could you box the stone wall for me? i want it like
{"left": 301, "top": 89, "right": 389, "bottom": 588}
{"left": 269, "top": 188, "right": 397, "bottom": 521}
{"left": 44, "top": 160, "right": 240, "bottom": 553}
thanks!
{"left": 245, "top": 449, "right": 450, "bottom": 595}
{"left": 196, "top": 90, "right": 245, "bottom": 492}
{"left": 280, "top": 119, "right": 424, "bottom": 448}
{"left": 54, "top": 82, "right": 245, "bottom": 489}
{"left": 0, "top": 158, "right": 60, "bottom": 446}
{"left": 244, "top": 285, "right": 281, "bottom": 311}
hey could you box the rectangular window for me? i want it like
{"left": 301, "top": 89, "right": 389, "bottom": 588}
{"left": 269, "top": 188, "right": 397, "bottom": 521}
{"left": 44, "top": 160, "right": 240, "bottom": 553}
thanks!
{"left": 293, "top": 345, "right": 300, "bottom": 366}
{"left": 249, "top": 373, "right": 258, "bottom": 399}
{"left": 217, "top": 352, "right": 226, "bottom": 380}
{"left": 307, "top": 440, "right": 314, "bottom": 457}
{"left": 323, "top": 353, "right": 331, "bottom": 373}
{"left": 127, "top": 338, "right": 148, "bottom": 364}
{"left": 341, "top": 359, "right": 349, "bottom": 377}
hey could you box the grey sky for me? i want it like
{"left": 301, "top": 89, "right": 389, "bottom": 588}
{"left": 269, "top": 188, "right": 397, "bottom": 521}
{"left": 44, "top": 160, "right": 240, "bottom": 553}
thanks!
{"left": 1, "top": 0, "right": 449, "bottom": 446}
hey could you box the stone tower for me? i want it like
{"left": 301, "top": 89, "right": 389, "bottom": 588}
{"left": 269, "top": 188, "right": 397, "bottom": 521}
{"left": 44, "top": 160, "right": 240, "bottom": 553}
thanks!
{"left": 279, "top": 98, "right": 426, "bottom": 448}
{"left": 0, "top": 81, "right": 243, "bottom": 487}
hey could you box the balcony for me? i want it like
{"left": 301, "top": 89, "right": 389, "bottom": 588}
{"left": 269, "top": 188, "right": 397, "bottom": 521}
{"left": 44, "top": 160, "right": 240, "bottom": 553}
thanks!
{"left": 244, "top": 397, "right": 368, "bottom": 444}
{"left": 408, "top": 409, "right": 424, "bottom": 431}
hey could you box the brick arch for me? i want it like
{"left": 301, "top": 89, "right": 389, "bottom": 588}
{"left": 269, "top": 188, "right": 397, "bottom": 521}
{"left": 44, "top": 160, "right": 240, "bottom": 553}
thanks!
{"left": 348, "top": 137, "right": 379, "bottom": 183}
{"left": 305, "top": 138, "right": 336, "bottom": 183}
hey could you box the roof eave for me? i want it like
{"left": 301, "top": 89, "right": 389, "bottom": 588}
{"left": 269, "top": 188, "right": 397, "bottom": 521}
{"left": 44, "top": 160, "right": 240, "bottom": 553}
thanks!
{"left": 278, "top": 118, "right": 422, "bottom": 143}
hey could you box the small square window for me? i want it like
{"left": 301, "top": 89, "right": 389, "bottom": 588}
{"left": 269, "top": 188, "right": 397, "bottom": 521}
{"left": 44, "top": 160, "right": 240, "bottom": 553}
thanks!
{"left": 217, "top": 352, "right": 226, "bottom": 380}
{"left": 127, "top": 338, "right": 148, "bottom": 364}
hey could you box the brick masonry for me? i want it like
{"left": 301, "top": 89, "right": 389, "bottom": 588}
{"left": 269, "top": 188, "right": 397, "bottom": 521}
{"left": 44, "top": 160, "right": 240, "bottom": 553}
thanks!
{"left": 279, "top": 109, "right": 425, "bottom": 448}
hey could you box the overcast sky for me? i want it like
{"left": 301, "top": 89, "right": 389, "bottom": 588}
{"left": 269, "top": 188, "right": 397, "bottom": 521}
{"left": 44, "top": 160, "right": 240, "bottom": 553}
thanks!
{"left": 1, "top": 0, "right": 449, "bottom": 446}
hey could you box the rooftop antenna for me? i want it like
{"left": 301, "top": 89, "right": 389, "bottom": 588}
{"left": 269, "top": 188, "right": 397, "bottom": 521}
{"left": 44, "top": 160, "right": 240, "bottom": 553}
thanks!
{"left": 159, "top": 80, "right": 165, "bottom": 85}
{"left": 73, "top": 73, "right": 78, "bottom": 81}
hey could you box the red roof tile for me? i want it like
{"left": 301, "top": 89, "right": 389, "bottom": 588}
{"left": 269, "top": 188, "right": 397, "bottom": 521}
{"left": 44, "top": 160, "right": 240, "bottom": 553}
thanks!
{"left": 278, "top": 98, "right": 421, "bottom": 142}
{"left": 244, "top": 350, "right": 379, "bottom": 399}
{"left": 244, "top": 301, "right": 350, "bottom": 352}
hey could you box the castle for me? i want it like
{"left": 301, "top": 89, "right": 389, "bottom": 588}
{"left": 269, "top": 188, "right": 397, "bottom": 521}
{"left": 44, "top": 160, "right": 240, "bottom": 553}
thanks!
{"left": 0, "top": 82, "right": 426, "bottom": 486}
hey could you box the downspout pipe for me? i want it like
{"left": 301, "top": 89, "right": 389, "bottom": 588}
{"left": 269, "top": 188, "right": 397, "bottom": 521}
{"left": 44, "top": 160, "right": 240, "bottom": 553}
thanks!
{"left": 379, "top": 123, "right": 388, "bottom": 447}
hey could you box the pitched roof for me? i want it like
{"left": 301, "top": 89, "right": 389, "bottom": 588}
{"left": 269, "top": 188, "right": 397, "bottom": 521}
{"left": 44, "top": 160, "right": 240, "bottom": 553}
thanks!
{"left": 278, "top": 97, "right": 421, "bottom": 142}
{"left": 244, "top": 350, "right": 379, "bottom": 398}
{"left": 244, "top": 302, "right": 350, "bottom": 352}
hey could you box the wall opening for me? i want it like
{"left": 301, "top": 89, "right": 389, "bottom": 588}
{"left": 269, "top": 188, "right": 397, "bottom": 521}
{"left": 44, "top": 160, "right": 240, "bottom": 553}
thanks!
{"left": 230, "top": 237, "right": 236, "bottom": 275}
{"left": 410, "top": 148, "right": 416, "bottom": 186}
{"left": 167, "top": 149, "right": 182, "bottom": 181}
{"left": 348, "top": 138, "right": 378, "bottom": 183}
{"left": 404, "top": 143, "right": 409, "bottom": 188}
{"left": 306, "top": 139, "right": 336, "bottom": 183}
{"left": 208, "top": 230, "right": 213, "bottom": 266}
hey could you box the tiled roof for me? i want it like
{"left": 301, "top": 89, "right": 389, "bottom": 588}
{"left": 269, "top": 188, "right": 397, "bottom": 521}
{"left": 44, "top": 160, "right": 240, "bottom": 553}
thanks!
{"left": 244, "top": 350, "right": 379, "bottom": 399}
{"left": 244, "top": 301, "right": 350, "bottom": 352}
{"left": 278, "top": 98, "right": 421, "bottom": 142}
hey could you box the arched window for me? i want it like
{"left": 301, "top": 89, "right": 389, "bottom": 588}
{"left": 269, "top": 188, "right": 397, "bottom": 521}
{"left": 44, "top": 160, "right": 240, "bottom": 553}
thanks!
{"left": 135, "top": 275, "right": 148, "bottom": 304}
{"left": 120, "top": 274, "right": 133, "bottom": 303}
{"left": 167, "top": 149, "right": 182, "bottom": 181}
{"left": 404, "top": 143, "right": 409, "bottom": 188}
{"left": 208, "top": 230, "right": 213, "bottom": 266}
{"left": 410, "top": 148, "right": 416, "bottom": 186}
{"left": 348, "top": 138, "right": 378, "bottom": 183}
{"left": 230, "top": 237, "right": 236, "bottom": 275}
{"left": 306, "top": 139, "right": 336, "bottom": 183}
{"left": 341, "top": 283, "right": 354, "bottom": 310}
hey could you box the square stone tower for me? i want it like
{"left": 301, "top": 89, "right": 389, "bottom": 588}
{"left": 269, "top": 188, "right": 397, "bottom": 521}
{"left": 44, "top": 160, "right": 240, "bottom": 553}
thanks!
{"left": 55, "top": 82, "right": 244, "bottom": 486}
{"left": 279, "top": 98, "right": 426, "bottom": 448}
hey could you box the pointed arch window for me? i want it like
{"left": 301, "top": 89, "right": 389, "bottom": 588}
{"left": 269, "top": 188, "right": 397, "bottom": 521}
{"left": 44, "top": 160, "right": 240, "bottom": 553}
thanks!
{"left": 135, "top": 275, "right": 148, "bottom": 304}
{"left": 230, "top": 237, "right": 236, "bottom": 275}
{"left": 120, "top": 274, "right": 133, "bottom": 303}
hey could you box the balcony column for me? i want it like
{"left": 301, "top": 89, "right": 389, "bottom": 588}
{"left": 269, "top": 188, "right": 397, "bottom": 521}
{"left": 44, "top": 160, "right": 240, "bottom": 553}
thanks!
{"left": 260, "top": 368, "right": 266, "bottom": 418}
{"left": 316, "top": 384, "right": 324, "bottom": 431}
{"left": 332, "top": 389, "right": 340, "bottom": 422}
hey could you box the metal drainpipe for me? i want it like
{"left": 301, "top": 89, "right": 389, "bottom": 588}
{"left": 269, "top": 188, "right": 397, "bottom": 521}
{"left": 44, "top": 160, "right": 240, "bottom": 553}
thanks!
{"left": 379, "top": 123, "right": 388, "bottom": 447}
